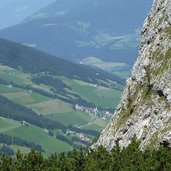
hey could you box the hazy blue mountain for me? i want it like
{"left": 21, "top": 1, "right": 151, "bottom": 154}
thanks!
{"left": 0, "top": 0, "right": 55, "bottom": 29}
{"left": 0, "top": 0, "right": 153, "bottom": 66}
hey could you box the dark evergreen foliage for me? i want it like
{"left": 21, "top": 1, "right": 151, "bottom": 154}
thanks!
{"left": 0, "top": 146, "right": 14, "bottom": 156}
{"left": 0, "top": 138, "right": 171, "bottom": 171}
{"left": 32, "top": 75, "right": 71, "bottom": 92}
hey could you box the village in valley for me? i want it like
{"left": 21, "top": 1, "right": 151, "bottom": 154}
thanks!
{"left": 74, "top": 104, "right": 113, "bottom": 120}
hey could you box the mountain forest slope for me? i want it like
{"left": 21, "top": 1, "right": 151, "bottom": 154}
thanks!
{"left": 0, "top": 0, "right": 152, "bottom": 68}
{"left": 0, "top": 38, "right": 124, "bottom": 155}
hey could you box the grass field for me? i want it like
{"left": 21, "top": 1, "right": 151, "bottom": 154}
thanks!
{"left": 0, "top": 118, "right": 12, "bottom": 129}
{"left": 0, "top": 65, "right": 32, "bottom": 85}
{"left": 10, "top": 145, "right": 31, "bottom": 155}
{"left": 80, "top": 57, "right": 132, "bottom": 79}
{"left": 0, "top": 83, "right": 52, "bottom": 107}
{"left": 0, "top": 71, "right": 118, "bottom": 134}
{"left": 0, "top": 85, "right": 22, "bottom": 94}
{"left": 81, "top": 57, "right": 128, "bottom": 71}
{"left": 3, "top": 90, "right": 51, "bottom": 106}
{"left": 46, "top": 110, "right": 109, "bottom": 132}
{"left": 0, "top": 82, "right": 108, "bottom": 131}
{"left": 28, "top": 100, "right": 72, "bottom": 115}
{"left": 0, "top": 65, "right": 124, "bottom": 155}
{"left": 4, "top": 124, "right": 72, "bottom": 155}
{"left": 83, "top": 118, "right": 109, "bottom": 131}
{"left": 0, "top": 118, "right": 21, "bottom": 133}
{"left": 0, "top": 66, "right": 53, "bottom": 93}
{"left": 66, "top": 79, "right": 122, "bottom": 108}
{"left": 47, "top": 110, "right": 91, "bottom": 126}
{"left": 0, "top": 65, "right": 123, "bottom": 109}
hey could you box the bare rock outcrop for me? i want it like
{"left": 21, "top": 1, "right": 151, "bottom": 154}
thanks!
{"left": 92, "top": 0, "right": 171, "bottom": 150}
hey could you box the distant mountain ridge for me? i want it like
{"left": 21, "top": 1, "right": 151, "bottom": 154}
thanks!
{"left": 0, "top": 0, "right": 153, "bottom": 65}
{"left": 0, "top": 0, "right": 55, "bottom": 29}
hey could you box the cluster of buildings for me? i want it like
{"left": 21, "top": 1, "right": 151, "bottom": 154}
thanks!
{"left": 66, "top": 129, "right": 92, "bottom": 143}
{"left": 74, "top": 104, "right": 113, "bottom": 120}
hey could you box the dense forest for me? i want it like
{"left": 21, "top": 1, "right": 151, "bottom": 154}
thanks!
{"left": 0, "top": 137, "right": 171, "bottom": 171}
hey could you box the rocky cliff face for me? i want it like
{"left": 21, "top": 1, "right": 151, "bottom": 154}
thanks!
{"left": 92, "top": 0, "right": 171, "bottom": 150}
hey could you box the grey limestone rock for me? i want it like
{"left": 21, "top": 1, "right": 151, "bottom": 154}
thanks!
{"left": 92, "top": 0, "right": 171, "bottom": 150}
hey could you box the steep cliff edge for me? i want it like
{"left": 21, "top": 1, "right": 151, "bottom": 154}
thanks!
{"left": 92, "top": 0, "right": 171, "bottom": 150}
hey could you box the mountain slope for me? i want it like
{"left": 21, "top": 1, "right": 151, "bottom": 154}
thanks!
{"left": 0, "top": 38, "right": 124, "bottom": 154}
{"left": 0, "top": 38, "right": 123, "bottom": 85}
{"left": 0, "top": 0, "right": 152, "bottom": 66}
{"left": 93, "top": 0, "right": 171, "bottom": 150}
{"left": 0, "top": 0, "right": 55, "bottom": 29}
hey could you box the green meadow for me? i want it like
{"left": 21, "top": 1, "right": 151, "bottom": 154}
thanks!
{"left": 0, "top": 65, "right": 124, "bottom": 155}
{"left": 0, "top": 117, "right": 74, "bottom": 155}
{"left": 66, "top": 79, "right": 122, "bottom": 108}
{"left": 46, "top": 110, "right": 91, "bottom": 126}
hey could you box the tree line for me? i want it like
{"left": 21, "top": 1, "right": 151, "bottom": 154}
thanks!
{"left": 0, "top": 78, "right": 96, "bottom": 108}
{"left": 0, "top": 95, "right": 66, "bottom": 131}
{"left": 0, "top": 134, "right": 44, "bottom": 152}
{"left": 0, "top": 137, "right": 171, "bottom": 171}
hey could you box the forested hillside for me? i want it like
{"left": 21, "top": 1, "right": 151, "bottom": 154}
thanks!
{"left": 0, "top": 38, "right": 124, "bottom": 155}
{"left": 0, "top": 38, "right": 123, "bottom": 85}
